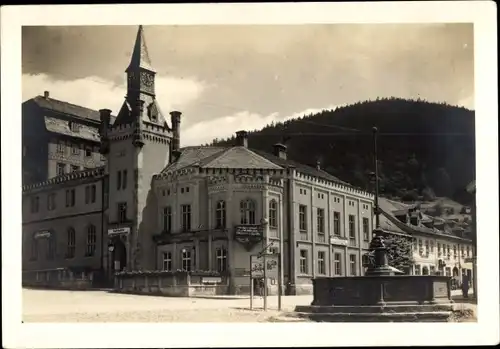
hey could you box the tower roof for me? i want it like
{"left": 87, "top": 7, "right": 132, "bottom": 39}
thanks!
{"left": 126, "top": 25, "right": 156, "bottom": 73}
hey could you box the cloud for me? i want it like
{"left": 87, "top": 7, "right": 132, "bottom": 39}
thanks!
{"left": 182, "top": 105, "right": 338, "bottom": 146}
{"left": 22, "top": 73, "right": 208, "bottom": 115}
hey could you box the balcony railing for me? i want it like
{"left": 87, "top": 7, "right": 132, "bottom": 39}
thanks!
{"left": 317, "top": 233, "right": 326, "bottom": 243}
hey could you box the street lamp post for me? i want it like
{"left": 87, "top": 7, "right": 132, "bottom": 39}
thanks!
{"left": 365, "top": 127, "right": 401, "bottom": 277}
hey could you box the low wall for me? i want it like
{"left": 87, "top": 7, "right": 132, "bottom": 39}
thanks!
{"left": 114, "top": 271, "right": 229, "bottom": 297}
{"left": 312, "top": 275, "right": 452, "bottom": 306}
{"left": 22, "top": 268, "right": 95, "bottom": 290}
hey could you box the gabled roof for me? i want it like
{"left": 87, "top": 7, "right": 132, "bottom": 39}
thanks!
{"left": 251, "top": 148, "right": 348, "bottom": 185}
{"left": 160, "top": 146, "right": 228, "bottom": 173}
{"left": 126, "top": 25, "right": 155, "bottom": 73}
{"left": 28, "top": 95, "right": 115, "bottom": 123}
{"left": 200, "top": 147, "right": 283, "bottom": 170}
{"left": 45, "top": 116, "right": 100, "bottom": 142}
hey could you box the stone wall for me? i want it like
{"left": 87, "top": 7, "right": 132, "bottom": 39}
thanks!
{"left": 23, "top": 268, "right": 95, "bottom": 290}
{"left": 114, "top": 271, "right": 228, "bottom": 297}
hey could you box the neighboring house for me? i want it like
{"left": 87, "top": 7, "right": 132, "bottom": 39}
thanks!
{"left": 22, "top": 91, "right": 113, "bottom": 185}
{"left": 22, "top": 25, "right": 376, "bottom": 295}
{"left": 378, "top": 197, "right": 474, "bottom": 283}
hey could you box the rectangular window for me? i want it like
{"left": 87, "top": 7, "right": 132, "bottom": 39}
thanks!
{"left": 317, "top": 208, "right": 325, "bottom": 233}
{"left": 425, "top": 240, "right": 430, "bottom": 255}
{"left": 47, "top": 236, "right": 56, "bottom": 260}
{"left": 460, "top": 246, "right": 465, "bottom": 257}
{"left": 91, "top": 184, "right": 96, "bottom": 203}
{"left": 216, "top": 247, "right": 228, "bottom": 272}
{"left": 31, "top": 235, "right": 38, "bottom": 260}
{"left": 69, "top": 122, "right": 80, "bottom": 132}
{"left": 163, "top": 252, "right": 172, "bottom": 271}
{"left": 47, "top": 193, "right": 56, "bottom": 211}
{"left": 181, "top": 249, "right": 192, "bottom": 271}
{"left": 349, "top": 254, "right": 357, "bottom": 276}
{"left": 56, "top": 162, "right": 66, "bottom": 176}
{"left": 85, "top": 147, "right": 92, "bottom": 157}
{"left": 122, "top": 170, "right": 127, "bottom": 190}
{"left": 71, "top": 144, "right": 80, "bottom": 155}
{"left": 333, "top": 211, "right": 341, "bottom": 236}
{"left": 317, "top": 251, "right": 326, "bottom": 275}
{"left": 299, "top": 249, "right": 308, "bottom": 274}
{"left": 30, "top": 196, "right": 39, "bottom": 213}
{"left": 437, "top": 243, "right": 442, "bottom": 255}
{"left": 163, "top": 206, "right": 172, "bottom": 233}
{"left": 86, "top": 225, "right": 97, "bottom": 256}
{"left": 414, "top": 265, "right": 421, "bottom": 275}
{"left": 65, "top": 189, "right": 76, "bottom": 207}
{"left": 215, "top": 201, "right": 226, "bottom": 229}
{"left": 466, "top": 246, "right": 470, "bottom": 257}
{"left": 85, "top": 186, "right": 90, "bottom": 204}
{"left": 56, "top": 142, "right": 65, "bottom": 154}
{"left": 71, "top": 165, "right": 79, "bottom": 172}
{"left": 118, "top": 202, "right": 127, "bottom": 223}
{"left": 299, "top": 205, "right": 307, "bottom": 231}
{"left": 181, "top": 204, "right": 191, "bottom": 232}
{"left": 348, "top": 215, "right": 356, "bottom": 240}
{"left": 269, "top": 200, "right": 278, "bottom": 229}
{"left": 334, "top": 253, "right": 342, "bottom": 276}
{"left": 362, "top": 217, "right": 370, "bottom": 241}
{"left": 117, "top": 171, "right": 122, "bottom": 190}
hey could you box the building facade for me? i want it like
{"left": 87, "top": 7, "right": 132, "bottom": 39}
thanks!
{"left": 22, "top": 91, "right": 109, "bottom": 185}
{"left": 378, "top": 197, "right": 474, "bottom": 285}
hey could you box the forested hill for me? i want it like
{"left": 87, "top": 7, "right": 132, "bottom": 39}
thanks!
{"left": 210, "top": 98, "right": 475, "bottom": 203}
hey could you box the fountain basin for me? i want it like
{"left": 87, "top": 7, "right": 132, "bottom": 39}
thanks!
{"left": 295, "top": 275, "right": 454, "bottom": 322}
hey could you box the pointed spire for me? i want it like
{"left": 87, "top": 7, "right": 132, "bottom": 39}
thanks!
{"left": 126, "top": 25, "right": 156, "bottom": 73}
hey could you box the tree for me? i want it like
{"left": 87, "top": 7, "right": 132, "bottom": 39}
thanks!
{"left": 365, "top": 232, "right": 415, "bottom": 273}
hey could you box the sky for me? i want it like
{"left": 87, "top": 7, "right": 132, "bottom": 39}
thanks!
{"left": 22, "top": 24, "right": 474, "bottom": 146}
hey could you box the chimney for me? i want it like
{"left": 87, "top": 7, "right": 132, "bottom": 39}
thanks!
{"left": 43, "top": 91, "right": 50, "bottom": 99}
{"left": 99, "top": 109, "right": 112, "bottom": 154}
{"left": 170, "top": 111, "right": 182, "bottom": 152}
{"left": 99, "top": 109, "right": 112, "bottom": 134}
{"left": 235, "top": 130, "right": 248, "bottom": 148}
{"left": 273, "top": 143, "right": 287, "bottom": 160}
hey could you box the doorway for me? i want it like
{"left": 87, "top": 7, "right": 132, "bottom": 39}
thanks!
{"left": 112, "top": 236, "right": 127, "bottom": 272}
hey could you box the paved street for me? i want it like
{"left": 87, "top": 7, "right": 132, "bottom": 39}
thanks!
{"left": 22, "top": 288, "right": 313, "bottom": 322}
{"left": 22, "top": 288, "right": 476, "bottom": 323}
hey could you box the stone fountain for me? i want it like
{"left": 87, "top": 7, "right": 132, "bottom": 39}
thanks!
{"left": 294, "top": 127, "right": 454, "bottom": 322}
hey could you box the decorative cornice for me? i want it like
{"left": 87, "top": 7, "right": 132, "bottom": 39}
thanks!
{"left": 22, "top": 167, "right": 105, "bottom": 193}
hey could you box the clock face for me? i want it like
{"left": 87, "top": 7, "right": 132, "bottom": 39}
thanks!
{"left": 140, "top": 72, "right": 154, "bottom": 87}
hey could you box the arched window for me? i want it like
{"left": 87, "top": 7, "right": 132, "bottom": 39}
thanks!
{"left": 47, "top": 233, "right": 56, "bottom": 260}
{"left": 66, "top": 227, "right": 76, "bottom": 259}
{"left": 422, "top": 266, "right": 429, "bottom": 275}
{"left": 269, "top": 200, "right": 278, "bottom": 228}
{"left": 31, "top": 233, "right": 38, "bottom": 260}
{"left": 86, "top": 225, "right": 97, "bottom": 257}
{"left": 215, "top": 200, "right": 226, "bottom": 229}
{"left": 240, "top": 199, "right": 256, "bottom": 225}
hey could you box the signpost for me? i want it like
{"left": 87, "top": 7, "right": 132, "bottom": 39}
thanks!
{"left": 249, "top": 252, "right": 281, "bottom": 311}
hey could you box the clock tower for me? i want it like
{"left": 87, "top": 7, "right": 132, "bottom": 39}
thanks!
{"left": 125, "top": 25, "right": 156, "bottom": 105}
{"left": 100, "top": 25, "right": 176, "bottom": 272}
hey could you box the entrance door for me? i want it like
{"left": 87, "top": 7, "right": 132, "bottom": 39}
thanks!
{"left": 112, "top": 237, "right": 127, "bottom": 272}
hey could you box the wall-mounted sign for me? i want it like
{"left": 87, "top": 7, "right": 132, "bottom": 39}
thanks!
{"left": 202, "top": 277, "right": 222, "bottom": 284}
{"left": 330, "top": 236, "right": 348, "bottom": 246}
{"left": 108, "top": 227, "right": 131, "bottom": 236}
{"left": 34, "top": 231, "right": 51, "bottom": 239}
{"left": 234, "top": 225, "right": 263, "bottom": 251}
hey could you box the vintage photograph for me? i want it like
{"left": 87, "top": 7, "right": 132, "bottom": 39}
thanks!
{"left": 20, "top": 23, "right": 478, "bottom": 323}
{"left": 2, "top": 2, "right": 497, "bottom": 348}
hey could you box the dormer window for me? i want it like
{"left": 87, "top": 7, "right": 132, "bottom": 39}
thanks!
{"left": 69, "top": 121, "right": 80, "bottom": 132}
